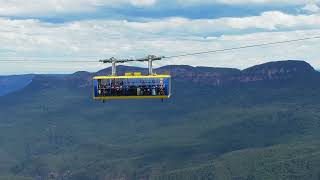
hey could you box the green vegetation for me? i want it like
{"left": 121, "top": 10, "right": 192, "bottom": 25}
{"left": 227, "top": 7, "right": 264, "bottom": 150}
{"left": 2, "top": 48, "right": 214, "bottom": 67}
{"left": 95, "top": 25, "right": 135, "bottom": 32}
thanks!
{"left": 0, "top": 76, "right": 320, "bottom": 179}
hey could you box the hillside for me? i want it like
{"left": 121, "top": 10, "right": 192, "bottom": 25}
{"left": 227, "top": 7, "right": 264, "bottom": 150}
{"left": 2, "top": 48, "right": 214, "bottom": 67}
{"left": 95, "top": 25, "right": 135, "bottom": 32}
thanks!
{"left": 0, "top": 60, "right": 320, "bottom": 180}
{"left": 0, "top": 75, "right": 34, "bottom": 96}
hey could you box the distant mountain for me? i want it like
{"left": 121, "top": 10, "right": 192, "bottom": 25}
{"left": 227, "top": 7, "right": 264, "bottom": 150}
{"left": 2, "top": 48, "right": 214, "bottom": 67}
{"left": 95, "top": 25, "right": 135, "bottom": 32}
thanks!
{"left": 7, "top": 60, "right": 315, "bottom": 91}
{"left": 239, "top": 60, "right": 317, "bottom": 82}
{"left": 44, "top": 60, "right": 319, "bottom": 87}
{"left": 0, "top": 74, "right": 71, "bottom": 96}
{"left": 1, "top": 60, "right": 320, "bottom": 180}
{"left": 0, "top": 74, "right": 34, "bottom": 96}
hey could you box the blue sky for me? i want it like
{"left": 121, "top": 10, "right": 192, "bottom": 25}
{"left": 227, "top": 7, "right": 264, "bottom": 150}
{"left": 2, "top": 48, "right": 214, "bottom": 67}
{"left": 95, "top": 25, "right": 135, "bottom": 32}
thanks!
{"left": 35, "top": 3, "right": 298, "bottom": 22}
{"left": 0, "top": 0, "right": 320, "bottom": 74}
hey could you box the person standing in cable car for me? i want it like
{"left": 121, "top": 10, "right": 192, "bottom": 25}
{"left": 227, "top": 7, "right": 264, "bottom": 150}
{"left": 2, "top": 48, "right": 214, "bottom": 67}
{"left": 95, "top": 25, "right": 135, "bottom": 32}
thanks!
{"left": 137, "top": 86, "right": 141, "bottom": 96}
{"left": 152, "top": 85, "right": 156, "bottom": 96}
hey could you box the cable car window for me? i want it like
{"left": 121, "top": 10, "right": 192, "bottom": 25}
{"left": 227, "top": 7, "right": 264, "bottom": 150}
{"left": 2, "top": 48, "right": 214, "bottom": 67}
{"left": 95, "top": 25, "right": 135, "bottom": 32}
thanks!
{"left": 93, "top": 76, "right": 171, "bottom": 99}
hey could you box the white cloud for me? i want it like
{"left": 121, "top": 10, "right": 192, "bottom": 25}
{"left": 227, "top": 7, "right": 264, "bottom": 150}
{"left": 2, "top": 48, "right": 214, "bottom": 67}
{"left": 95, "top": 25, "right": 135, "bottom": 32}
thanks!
{"left": 119, "top": 11, "right": 320, "bottom": 33}
{"left": 0, "top": 0, "right": 158, "bottom": 16}
{"left": 301, "top": 3, "right": 320, "bottom": 13}
{"left": 0, "top": 0, "right": 93, "bottom": 16}
{"left": 131, "top": 0, "right": 157, "bottom": 7}
{"left": 0, "top": 11, "right": 320, "bottom": 74}
{"left": 224, "top": 11, "right": 320, "bottom": 30}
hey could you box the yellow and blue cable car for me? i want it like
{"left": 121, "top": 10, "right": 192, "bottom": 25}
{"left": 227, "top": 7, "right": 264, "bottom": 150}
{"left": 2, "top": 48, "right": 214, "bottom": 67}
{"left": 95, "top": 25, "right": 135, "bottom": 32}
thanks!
{"left": 93, "top": 55, "right": 171, "bottom": 100}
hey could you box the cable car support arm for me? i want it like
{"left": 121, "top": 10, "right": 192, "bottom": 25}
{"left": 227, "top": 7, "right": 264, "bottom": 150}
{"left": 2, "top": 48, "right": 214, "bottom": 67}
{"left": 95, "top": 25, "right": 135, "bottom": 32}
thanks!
{"left": 99, "top": 55, "right": 164, "bottom": 76}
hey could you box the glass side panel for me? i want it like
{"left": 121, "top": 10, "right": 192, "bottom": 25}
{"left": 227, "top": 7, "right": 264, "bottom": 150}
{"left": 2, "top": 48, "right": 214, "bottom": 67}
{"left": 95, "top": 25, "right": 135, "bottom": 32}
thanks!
{"left": 93, "top": 78, "right": 170, "bottom": 97}
{"left": 93, "top": 79, "right": 99, "bottom": 97}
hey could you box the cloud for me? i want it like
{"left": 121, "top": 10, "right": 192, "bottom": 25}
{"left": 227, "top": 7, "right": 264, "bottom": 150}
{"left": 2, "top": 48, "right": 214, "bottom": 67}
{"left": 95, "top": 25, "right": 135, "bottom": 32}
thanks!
{"left": 114, "top": 11, "right": 320, "bottom": 34}
{"left": 0, "top": 0, "right": 158, "bottom": 16}
{"left": 131, "top": 0, "right": 157, "bottom": 7}
{"left": 301, "top": 3, "right": 320, "bottom": 13}
{"left": 0, "top": 11, "right": 320, "bottom": 74}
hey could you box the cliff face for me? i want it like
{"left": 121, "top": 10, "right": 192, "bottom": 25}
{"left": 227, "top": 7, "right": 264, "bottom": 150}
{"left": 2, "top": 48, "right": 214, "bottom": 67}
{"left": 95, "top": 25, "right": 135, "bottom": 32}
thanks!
{"left": 155, "top": 60, "right": 318, "bottom": 86}
{"left": 157, "top": 60, "right": 318, "bottom": 86}
{"left": 156, "top": 65, "right": 240, "bottom": 86}
{"left": 238, "top": 60, "right": 316, "bottom": 82}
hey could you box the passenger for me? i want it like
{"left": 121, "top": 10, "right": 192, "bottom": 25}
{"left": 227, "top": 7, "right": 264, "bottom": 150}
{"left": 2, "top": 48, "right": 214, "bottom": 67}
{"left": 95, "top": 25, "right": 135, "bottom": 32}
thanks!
{"left": 142, "top": 86, "right": 147, "bottom": 96}
{"left": 119, "top": 85, "right": 123, "bottom": 96}
{"left": 147, "top": 88, "right": 150, "bottom": 96}
{"left": 137, "top": 86, "right": 141, "bottom": 96}
{"left": 159, "top": 79, "right": 165, "bottom": 95}
{"left": 128, "top": 86, "right": 133, "bottom": 96}
{"left": 152, "top": 86, "right": 156, "bottom": 96}
{"left": 106, "top": 85, "right": 111, "bottom": 96}
{"left": 132, "top": 85, "right": 137, "bottom": 96}
{"left": 116, "top": 85, "right": 120, "bottom": 96}
{"left": 125, "top": 85, "right": 129, "bottom": 96}
{"left": 111, "top": 86, "right": 116, "bottom": 96}
{"left": 159, "top": 84, "right": 164, "bottom": 95}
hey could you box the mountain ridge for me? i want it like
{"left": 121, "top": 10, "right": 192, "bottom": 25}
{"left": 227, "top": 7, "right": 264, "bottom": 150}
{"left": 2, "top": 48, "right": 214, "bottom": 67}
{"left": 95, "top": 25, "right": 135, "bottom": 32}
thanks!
{"left": 0, "top": 74, "right": 34, "bottom": 96}
{"left": 1, "top": 60, "right": 318, "bottom": 96}
{"left": 33, "top": 60, "right": 320, "bottom": 88}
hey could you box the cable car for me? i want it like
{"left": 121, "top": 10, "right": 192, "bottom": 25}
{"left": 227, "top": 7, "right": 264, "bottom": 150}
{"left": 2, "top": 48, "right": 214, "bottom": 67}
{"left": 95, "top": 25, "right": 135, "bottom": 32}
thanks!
{"left": 93, "top": 55, "right": 171, "bottom": 100}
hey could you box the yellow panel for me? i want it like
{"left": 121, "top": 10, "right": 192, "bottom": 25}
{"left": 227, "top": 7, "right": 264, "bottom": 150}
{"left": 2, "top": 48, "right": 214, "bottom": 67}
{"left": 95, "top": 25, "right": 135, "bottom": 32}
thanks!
{"left": 133, "top": 72, "right": 142, "bottom": 76}
{"left": 94, "top": 96, "right": 170, "bottom": 100}
{"left": 124, "top": 72, "right": 132, "bottom": 76}
{"left": 93, "top": 74, "right": 171, "bottom": 79}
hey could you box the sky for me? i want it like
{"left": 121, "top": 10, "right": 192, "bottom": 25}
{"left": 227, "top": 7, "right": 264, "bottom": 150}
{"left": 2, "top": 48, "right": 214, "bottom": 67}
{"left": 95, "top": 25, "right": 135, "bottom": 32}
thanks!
{"left": 0, "top": 0, "right": 320, "bottom": 74}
